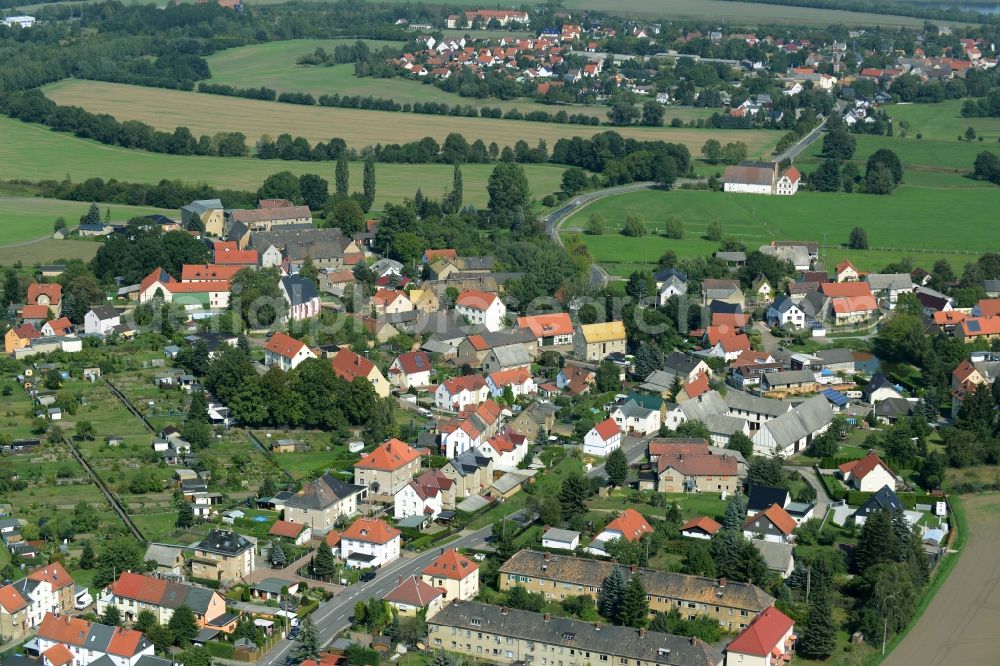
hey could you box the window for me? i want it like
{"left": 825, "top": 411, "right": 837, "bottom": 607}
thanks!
{"left": 600, "top": 656, "right": 609, "bottom": 662}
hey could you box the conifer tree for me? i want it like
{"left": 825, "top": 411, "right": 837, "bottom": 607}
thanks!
{"left": 798, "top": 589, "right": 837, "bottom": 659}
{"left": 616, "top": 577, "right": 649, "bottom": 627}
{"left": 598, "top": 567, "right": 626, "bottom": 620}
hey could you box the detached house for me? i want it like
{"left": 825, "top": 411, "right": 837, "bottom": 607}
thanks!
{"left": 189, "top": 529, "right": 255, "bottom": 585}
{"left": 331, "top": 348, "right": 390, "bottom": 398}
{"left": 725, "top": 606, "right": 796, "bottom": 666}
{"left": 422, "top": 549, "right": 479, "bottom": 601}
{"left": 435, "top": 375, "right": 490, "bottom": 412}
{"left": 515, "top": 313, "right": 574, "bottom": 349}
{"left": 4, "top": 324, "right": 40, "bottom": 355}
{"left": 84, "top": 306, "right": 121, "bottom": 337}
{"left": 394, "top": 470, "right": 451, "bottom": 522}
{"left": 441, "top": 449, "right": 494, "bottom": 500}
{"left": 371, "top": 289, "right": 413, "bottom": 316}
{"left": 586, "top": 509, "right": 653, "bottom": 558}
{"left": 486, "top": 367, "right": 535, "bottom": 400}
{"left": 353, "top": 438, "right": 426, "bottom": 499}
{"left": 574, "top": 321, "right": 627, "bottom": 361}
{"left": 610, "top": 399, "right": 661, "bottom": 436}
{"left": 26, "top": 283, "right": 62, "bottom": 318}
{"left": 742, "top": 504, "right": 796, "bottom": 543}
{"left": 583, "top": 418, "right": 621, "bottom": 457}
{"left": 283, "top": 473, "right": 366, "bottom": 535}
{"left": 264, "top": 332, "right": 316, "bottom": 371}
{"left": 656, "top": 452, "right": 740, "bottom": 494}
{"left": 101, "top": 571, "right": 229, "bottom": 628}
{"left": 279, "top": 275, "right": 321, "bottom": 321}
{"left": 839, "top": 452, "right": 896, "bottom": 492}
{"left": 455, "top": 290, "right": 506, "bottom": 332}
{"left": 477, "top": 431, "right": 529, "bottom": 471}
{"left": 388, "top": 351, "right": 433, "bottom": 390}
{"left": 339, "top": 517, "right": 401, "bottom": 569}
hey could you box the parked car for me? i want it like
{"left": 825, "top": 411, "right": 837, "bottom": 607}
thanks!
{"left": 359, "top": 571, "right": 376, "bottom": 582}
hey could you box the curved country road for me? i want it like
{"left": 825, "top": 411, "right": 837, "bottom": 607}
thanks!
{"left": 883, "top": 494, "right": 1000, "bottom": 665}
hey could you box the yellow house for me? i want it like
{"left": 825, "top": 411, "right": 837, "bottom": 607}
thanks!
{"left": 574, "top": 321, "right": 627, "bottom": 361}
{"left": 181, "top": 200, "right": 225, "bottom": 237}
{"left": 331, "top": 348, "right": 390, "bottom": 398}
{"left": 408, "top": 288, "right": 440, "bottom": 313}
{"left": 5, "top": 324, "right": 40, "bottom": 355}
{"left": 421, "top": 549, "right": 479, "bottom": 601}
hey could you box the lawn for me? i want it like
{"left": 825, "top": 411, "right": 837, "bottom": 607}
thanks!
{"left": 0, "top": 197, "right": 173, "bottom": 245}
{"left": 41, "top": 80, "right": 780, "bottom": 158}
{"left": 563, "top": 187, "right": 993, "bottom": 274}
{"left": 801, "top": 130, "right": 993, "bottom": 172}
{"left": 0, "top": 240, "right": 101, "bottom": 267}
{"left": 886, "top": 100, "right": 1000, "bottom": 143}
{"left": 0, "top": 117, "right": 569, "bottom": 207}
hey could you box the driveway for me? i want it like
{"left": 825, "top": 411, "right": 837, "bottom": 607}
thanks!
{"left": 783, "top": 464, "right": 828, "bottom": 521}
{"left": 883, "top": 494, "right": 1000, "bottom": 665}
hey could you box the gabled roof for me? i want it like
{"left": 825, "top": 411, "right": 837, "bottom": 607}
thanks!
{"left": 422, "top": 548, "right": 478, "bottom": 579}
{"left": 355, "top": 438, "right": 424, "bottom": 471}
{"left": 681, "top": 516, "right": 722, "bottom": 535}
{"left": 439, "top": 375, "right": 488, "bottom": 395}
{"left": 455, "top": 289, "right": 500, "bottom": 310}
{"left": 341, "top": 517, "right": 400, "bottom": 545}
{"left": 331, "top": 348, "right": 376, "bottom": 382}
{"left": 140, "top": 267, "right": 174, "bottom": 293}
{"left": 658, "top": 452, "right": 739, "bottom": 477}
{"left": 726, "top": 606, "right": 794, "bottom": 657}
{"left": 747, "top": 485, "right": 790, "bottom": 512}
{"left": 27, "top": 562, "right": 74, "bottom": 591}
{"left": 578, "top": 321, "right": 626, "bottom": 343}
{"left": 820, "top": 282, "right": 872, "bottom": 298}
{"left": 604, "top": 509, "right": 653, "bottom": 542}
{"left": 0, "top": 585, "right": 26, "bottom": 612}
{"left": 269, "top": 520, "right": 306, "bottom": 538}
{"left": 10, "top": 323, "right": 41, "bottom": 340}
{"left": 27, "top": 283, "right": 62, "bottom": 306}
{"left": 743, "top": 503, "right": 796, "bottom": 536}
{"left": 838, "top": 451, "right": 893, "bottom": 480}
{"left": 591, "top": 417, "right": 620, "bottom": 442}
{"left": 265, "top": 332, "right": 307, "bottom": 360}
{"left": 21, "top": 304, "right": 50, "bottom": 320}
{"left": 43, "top": 643, "right": 73, "bottom": 666}
{"left": 180, "top": 264, "right": 243, "bottom": 281}
{"left": 280, "top": 276, "right": 319, "bottom": 306}
{"left": 394, "top": 351, "right": 431, "bottom": 375}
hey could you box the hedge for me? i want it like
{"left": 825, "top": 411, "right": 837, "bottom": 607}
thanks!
{"left": 846, "top": 490, "right": 937, "bottom": 509}
{"left": 190, "top": 576, "right": 221, "bottom": 589}
{"left": 297, "top": 600, "right": 319, "bottom": 618}
{"left": 818, "top": 472, "right": 848, "bottom": 501}
{"left": 205, "top": 641, "right": 236, "bottom": 659}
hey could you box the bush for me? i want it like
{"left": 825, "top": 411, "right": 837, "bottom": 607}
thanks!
{"left": 818, "top": 473, "right": 848, "bottom": 501}
{"left": 205, "top": 642, "right": 235, "bottom": 659}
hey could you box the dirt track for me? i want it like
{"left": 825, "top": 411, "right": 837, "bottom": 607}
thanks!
{"left": 883, "top": 494, "right": 1000, "bottom": 665}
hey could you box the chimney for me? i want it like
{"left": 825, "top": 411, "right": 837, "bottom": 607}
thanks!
{"left": 594, "top": 623, "right": 602, "bottom": 631}
{"left": 544, "top": 613, "right": 551, "bottom": 622}
{"left": 718, "top": 578, "right": 726, "bottom": 588}
{"left": 398, "top": 575, "right": 403, "bottom": 584}
{"left": 543, "top": 552, "right": 551, "bottom": 561}
{"left": 500, "top": 607, "right": 509, "bottom": 616}
{"left": 630, "top": 564, "right": 637, "bottom": 573}
{"left": 638, "top": 628, "right": 645, "bottom": 638}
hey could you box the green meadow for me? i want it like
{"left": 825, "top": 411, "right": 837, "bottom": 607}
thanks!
{"left": 0, "top": 197, "right": 173, "bottom": 245}
{"left": 563, "top": 185, "right": 994, "bottom": 274}
{"left": 886, "top": 100, "right": 1000, "bottom": 142}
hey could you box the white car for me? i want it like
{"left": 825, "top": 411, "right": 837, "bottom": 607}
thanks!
{"left": 74, "top": 592, "right": 93, "bottom": 610}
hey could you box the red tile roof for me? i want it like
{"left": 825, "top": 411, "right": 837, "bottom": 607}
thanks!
{"left": 372, "top": 288, "right": 407, "bottom": 306}
{"left": 10, "top": 323, "right": 41, "bottom": 340}
{"left": 592, "top": 417, "right": 620, "bottom": 442}
{"left": 27, "top": 283, "right": 61, "bottom": 306}
{"left": 28, "top": 562, "right": 74, "bottom": 591}
{"left": 488, "top": 367, "right": 531, "bottom": 388}
{"left": 681, "top": 516, "right": 722, "bottom": 535}
{"left": 43, "top": 644, "right": 73, "bottom": 666}
{"left": 933, "top": 310, "right": 965, "bottom": 325}
{"left": 726, "top": 606, "right": 794, "bottom": 657}
{"left": 341, "top": 517, "right": 400, "bottom": 544}
{"left": 108, "top": 571, "right": 168, "bottom": 605}
{"left": 516, "top": 313, "right": 573, "bottom": 339}
{"left": 455, "top": 289, "right": 499, "bottom": 310}
{"left": 140, "top": 267, "right": 174, "bottom": 294}
{"left": 683, "top": 373, "right": 710, "bottom": 400}
{"left": 719, "top": 334, "right": 751, "bottom": 353}
{"left": 422, "top": 548, "right": 478, "bottom": 579}
{"left": 439, "top": 375, "right": 487, "bottom": 395}
{"left": 21, "top": 304, "right": 50, "bottom": 320}
{"left": 743, "top": 504, "right": 796, "bottom": 536}
{"left": 106, "top": 626, "right": 148, "bottom": 657}
{"left": 831, "top": 295, "right": 877, "bottom": 314}
{"left": 265, "top": 331, "right": 307, "bottom": 360}
{"left": 423, "top": 249, "right": 457, "bottom": 262}
{"left": 961, "top": 316, "right": 1000, "bottom": 337}
{"left": 0, "top": 585, "right": 26, "bottom": 613}
{"left": 38, "top": 613, "right": 92, "bottom": 646}
{"left": 213, "top": 241, "right": 259, "bottom": 265}
{"left": 648, "top": 438, "right": 710, "bottom": 458}
{"left": 658, "top": 453, "right": 739, "bottom": 477}
{"left": 355, "top": 438, "right": 423, "bottom": 471}
{"left": 181, "top": 265, "right": 242, "bottom": 283}
{"left": 269, "top": 520, "right": 306, "bottom": 538}
{"left": 838, "top": 452, "right": 892, "bottom": 481}
{"left": 385, "top": 575, "right": 442, "bottom": 607}
{"left": 331, "top": 348, "right": 376, "bottom": 382}
{"left": 324, "top": 531, "right": 341, "bottom": 548}
{"left": 821, "top": 282, "right": 872, "bottom": 298}
{"left": 44, "top": 317, "right": 73, "bottom": 336}
{"left": 395, "top": 351, "right": 431, "bottom": 375}
{"left": 605, "top": 509, "right": 653, "bottom": 542}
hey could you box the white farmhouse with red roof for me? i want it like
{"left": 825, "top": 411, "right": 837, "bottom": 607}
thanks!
{"left": 455, "top": 290, "right": 506, "bottom": 331}
{"left": 583, "top": 417, "right": 622, "bottom": 457}
{"left": 339, "top": 517, "right": 401, "bottom": 569}
{"left": 839, "top": 451, "right": 896, "bottom": 492}
{"left": 724, "top": 606, "right": 795, "bottom": 666}
{"left": 389, "top": 351, "right": 433, "bottom": 390}
{"left": 585, "top": 509, "right": 653, "bottom": 557}
{"left": 264, "top": 332, "right": 316, "bottom": 371}
{"left": 435, "top": 375, "right": 490, "bottom": 412}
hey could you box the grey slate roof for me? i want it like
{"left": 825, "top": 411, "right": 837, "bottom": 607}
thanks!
{"left": 88, "top": 305, "right": 121, "bottom": 320}
{"left": 874, "top": 397, "right": 916, "bottom": 419}
{"left": 183, "top": 199, "right": 223, "bottom": 215}
{"left": 678, "top": 391, "right": 728, "bottom": 422}
{"left": 663, "top": 352, "right": 702, "bottom": 376}
{"left": 430, "top": 601, "right": 724, "bottom": 666}
{"left": 751, "top": 538, "right": 794, "bottom": 573}
{"left": 724, "top": 390, "right": 790, "bottom": 418}
{"left": 815, "top": 347, "right": 855, "bottom": 366}
{"left": 865, "top": 273, "right": 913, "bottom": 292}
{"left": 283, "top": 473, "right": 365, "bottom": 511}
{"left": 854, "top": 485, "right": 903, "bottom": 519}
{"left": 762, "top": 369, "right": 816, "bottom": 388}
{"left": 196, "top": 528, "right": 254, "bottom": 556}
{"left": 488, "top": 343, "right": 532, "bottom": 368}
{"left": 446, "top": 449, "right": 492, "bottom": 477}
{"left": 747, "top": 485, "right": 790, "bottom": 512}
{"left": 280, "top": 275, "right": 319, "bottom": 306}
{"left": 704, "top": 414, "right": 748, "bottom": 436}
{"left": 757, "top": 395, "right": 833, "bottom": 450}
{"left": 144, "top": 543, "right": 184, "bottom": 568}
{"left": 613, "top": 399, "right": 656, "bottom": 420}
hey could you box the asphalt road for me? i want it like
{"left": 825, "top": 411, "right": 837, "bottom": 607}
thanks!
{"left": 882, "top": 494, "right": 1000, "bottom": 665}
{"left": 587, "top": 434, "right": 651, "bottom": 479}
{"left": 260, "top": 525, "right": 494, "bottom": 665}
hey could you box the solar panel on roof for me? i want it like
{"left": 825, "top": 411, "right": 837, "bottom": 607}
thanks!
{"left": 968, "top": 320, "right": 982, "bottom": 332}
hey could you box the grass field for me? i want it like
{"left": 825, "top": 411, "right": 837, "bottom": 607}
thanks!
{"left": 205, "top": 39, "right": 715, "bottom": 125}
{"left": 564, "top": 186, "right": 994, "bottom": 274}
{"left": 42, "top": 80, "right": 779, "bottom": 157}
{"left": 0, "top": 197, "right": 173, "bottom": 245}
{"left": 0, "top": 117, "right": 569, "bottom": 207}
{"left": 0, "top": 239, "right": 100, "bottom": 266}
{"left": 886, "top": 100, "right": 1000, "bottom": 143}
{"left": 801, "top": 127, "right": 995, "bottom": 173}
